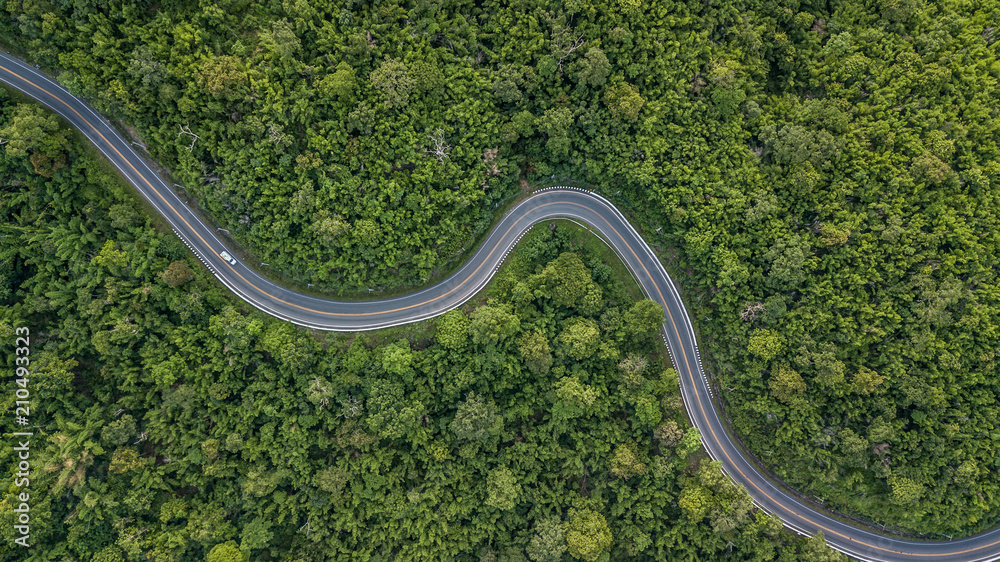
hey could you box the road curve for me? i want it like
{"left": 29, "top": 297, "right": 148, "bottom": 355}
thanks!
{"left": 3, "top": 50, "right": 1000, "bottom": 562}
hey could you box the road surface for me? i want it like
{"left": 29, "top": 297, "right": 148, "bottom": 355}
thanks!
{"left": 2, "top": 50, "right": 999, "bottom": 562}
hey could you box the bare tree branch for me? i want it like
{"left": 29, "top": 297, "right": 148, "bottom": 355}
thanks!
{"left": 177, "top": 124, "right": 200, "bottom": 151}
{"left": 426, "top": 129, "right": 451, "bottom": 163}
{"left": 557, "top": 36, "right": 585, "bottom": 70}
{"left": 267, "top": 122, "right": 285, "bottom": 144}
{"left": 740, "top": 302, "right": 766, "bottom": 322}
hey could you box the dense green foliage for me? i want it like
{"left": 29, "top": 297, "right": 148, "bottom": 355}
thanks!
{"left": 629, "top": 2, "right": 1000, "bottom": 535}
{"left": 2, "top": 0, "right": 1000, "bottom": 539}
{"left": 0, "top": 103, "right": 850, "bottom": 560}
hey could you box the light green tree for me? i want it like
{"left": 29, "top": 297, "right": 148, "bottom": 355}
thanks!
{"left": 437, "top": 310, "right": 470, "bottom": 350}
{"left": 518, "top": 330, "right": 553, "bottom": 375}
{"left": 470, "top": 302, "right": 521, "bottom": 346}
{"left": 320, "top": 61, "right": 357, "bottom": 102}
{"left": 451, "top": 392, "right": 502, "bottom": 442}
{"left": 381, "top": 340, "right": 413, "bottom": 376}
{"left": 558, "top": 318, "right": 601, "bottom": 360}
{"left": 851, "top": 366, "right": 885, "bottom": 395}
{"left": 527, "top": 516, "right": 566, "bottom": 562}
{"left": 485, "top": 467, "right": 521, "bottom": 510}
{"left": 553, "top": 376, "right": 598, "bottom": 421}
{"left": 747, "top": 329, "right": 782, "bottom": 361}
{"left": 769, "top": 364, "right": 806, "bottom": 403}
{"left": 609, "top": 443, "right": 647, "bottom": 479}
{"left": 207, "top": 541, "right": 245, "bottom": 562}
{"left": 370, "top": 57, "right": 416, "bottom": 109}
{"left": 604, "top": 82, "right": 644, "bottom": 123}
{"left": 564, "top": 508, "right": 612, "bottom": 561}
{"left": 889, "top": 475, "right": 924, "bottom": 506}
{"left": 678, "top": 427, "right": 703, "bottom": 457}
{"left": 534, "top": 253, "right": 603, "bottom": 314}
{"left": 801, "top": 531, "right": 848, "bottom": 561}
{"left": 623, "top": 299, "right": 664, "bottom": 342}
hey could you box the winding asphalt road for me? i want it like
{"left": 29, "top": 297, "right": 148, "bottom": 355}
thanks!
{"left": 3, "top": 50, "right": 1000, "bottom": 561}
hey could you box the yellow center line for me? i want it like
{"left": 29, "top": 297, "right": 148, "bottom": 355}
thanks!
{"left": 210, "top": 200, "right": 545, "bottom": 317}
{"left": 1, "top": 62, "right": 544, "bottom": 317}
{"left": 585, "top": 202, "right": 1000, "bottom": 558}
{"left": 3, "top": 58, "right": 997, "bottom": 559}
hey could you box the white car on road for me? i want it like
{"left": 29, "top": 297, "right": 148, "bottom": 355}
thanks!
{"left": 219, "top": 251, "right": 237, "bottom": 266}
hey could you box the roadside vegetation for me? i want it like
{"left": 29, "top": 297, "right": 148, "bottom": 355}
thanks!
{"left": 2, "top": 0, "right": 999, "bottom": 544}
{"left": 0, "top": 107, "right": 847, "bottom": 560}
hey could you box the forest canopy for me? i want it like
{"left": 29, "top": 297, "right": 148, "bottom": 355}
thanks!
{"left": 0, "top": 103, "right": 849, "bottom": 559}
{"left": 1, "top": 0, "right": 999, "bottom": 549}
